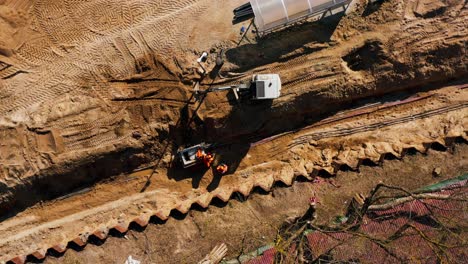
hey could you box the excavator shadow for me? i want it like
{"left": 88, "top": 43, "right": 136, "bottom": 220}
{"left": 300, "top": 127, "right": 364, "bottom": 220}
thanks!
{"left": 165, "top": 99, "right": 258, "bottom": 191}
{"left": 140, "top": 93, "right": 205, "bottom": 192}
{"left": 162, "top": 78, "right": 265, "bottom": 190}
{"left": 197, "top": 101, "right": 278, "bottom": 191}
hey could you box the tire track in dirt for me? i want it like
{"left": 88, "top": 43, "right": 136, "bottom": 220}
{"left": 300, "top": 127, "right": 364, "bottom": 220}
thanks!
{"left": 290, "top": 104, "right": 467, "bottom": 147}
{"left": 14, "top": 40, "right": 59, "bottom": 67}
{"left": 3, "top": 0, "right": 33, "bottom": 11}
{"left": 1, "top": 0, "right": 210, "bottom": 121}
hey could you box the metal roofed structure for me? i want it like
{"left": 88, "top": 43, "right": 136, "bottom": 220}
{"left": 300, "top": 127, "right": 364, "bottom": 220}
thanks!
{"left": 250, "top": 0, "right": 352, "bottom": 33}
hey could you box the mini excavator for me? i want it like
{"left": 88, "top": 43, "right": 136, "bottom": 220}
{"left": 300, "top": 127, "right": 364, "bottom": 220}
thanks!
{"left": 177, "top": 74, "right": 281, "bottom": 172}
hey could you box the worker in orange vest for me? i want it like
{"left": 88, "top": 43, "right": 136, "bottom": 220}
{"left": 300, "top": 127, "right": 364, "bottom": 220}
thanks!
{"left": 203, "top": 153, "right": 214, "bottom": 168}
{"left": 195, "top": 148, "right": 215, "bottom": 168}
{"left": 216, "top": 163, "right": 228, "bottom": 174}
{"left": 196, "top": 148, "right": 204, "bottom": 160}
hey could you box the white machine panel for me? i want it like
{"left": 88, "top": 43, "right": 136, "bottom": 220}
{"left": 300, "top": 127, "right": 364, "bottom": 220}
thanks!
{"left": 253, "top": 74, "right": 281, "bottom": 99}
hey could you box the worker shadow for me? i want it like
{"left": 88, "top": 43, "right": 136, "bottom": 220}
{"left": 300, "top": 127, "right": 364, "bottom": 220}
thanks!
{"left": 205, "top": 142, "right": 251, "bottom": 191}
{"left": 164, "top": 103, "right": 209, "bottom": 189}
{"left": 167, "top": 163, "right": 210, "bottom": 189}
{"left": 225, "top": 12, "right": 344, "bottom": 73}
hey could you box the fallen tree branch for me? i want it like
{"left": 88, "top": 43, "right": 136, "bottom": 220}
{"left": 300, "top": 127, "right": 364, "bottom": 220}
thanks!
{"left": 368, "top": 193, "right": 451, "bottom": 211}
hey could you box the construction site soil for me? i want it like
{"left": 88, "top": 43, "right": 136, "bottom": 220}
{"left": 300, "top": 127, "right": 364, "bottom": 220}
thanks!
{"left": 0, "top": 0, "right": 466, "bottom": 263}
{"left": 43, "top": 144, "right": 468, "bottom": 264}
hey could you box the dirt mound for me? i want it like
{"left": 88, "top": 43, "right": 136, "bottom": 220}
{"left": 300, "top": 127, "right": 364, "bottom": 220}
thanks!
{"left": 342, "top": 40, "right": 388, "bottom": 71}
{"left": 413, "top": 0, "right": 449, "bottom": 18}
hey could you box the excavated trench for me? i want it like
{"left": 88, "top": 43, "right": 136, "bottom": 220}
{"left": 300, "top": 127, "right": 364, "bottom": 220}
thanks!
{"left": 2, "top": 96, "right": 466, "bottom": 263}
{"left": 4, "top": 138, "right": 460, "bottom": 264}
{"left": 1, "top": 79, "right": 465, "bottom": 220}
{"left": 0, "top": 147, "right": 145, "bottom": 220}
{"left": 1, "top": 0, "right": 466, "bottom": 221}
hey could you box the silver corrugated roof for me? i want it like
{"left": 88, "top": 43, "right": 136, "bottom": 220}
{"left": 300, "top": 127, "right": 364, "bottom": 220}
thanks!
{"left": 250, "top": 0, "right": 348, "bottom": 31}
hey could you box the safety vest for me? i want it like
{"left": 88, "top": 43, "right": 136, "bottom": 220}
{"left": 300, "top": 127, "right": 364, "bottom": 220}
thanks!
{"left": 203, "top": 154, "right": 214, "bottom": 167}
{"left": 216, "top": 164, "right": 228, "bottom": 174}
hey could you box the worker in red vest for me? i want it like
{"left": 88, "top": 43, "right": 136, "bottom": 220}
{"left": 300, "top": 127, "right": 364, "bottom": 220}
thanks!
{"left": 196, "top": 148, "right": 204, "bottom": 160}
{"left": 216, "top": 163, "right": 228, "bottom": 174}
{"left": 203, "top": 153, "right": 214, "bottom": 168}
{"left": 196, "top": 148, "right": 214, "bottom": 168}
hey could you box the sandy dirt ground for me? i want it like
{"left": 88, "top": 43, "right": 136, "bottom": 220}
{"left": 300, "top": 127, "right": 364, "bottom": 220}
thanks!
{"left": 0, "top": 0, "right": 467, "bottom": 263}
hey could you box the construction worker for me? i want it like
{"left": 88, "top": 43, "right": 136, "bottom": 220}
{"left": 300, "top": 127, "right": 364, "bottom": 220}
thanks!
{"left": 196, "top": 148, "right": 204, "bottom": 160}
{"left": 240, "top": 25, "right": 246, "bottom": 35}
{"left": 195, "top": 148, "right": 214, "bottom": 168}
{"left": 203, "top": 153, "right": 214, "bottom": 168}
{"left": 216, "top": 163, "right": 228, "bottom": 174}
